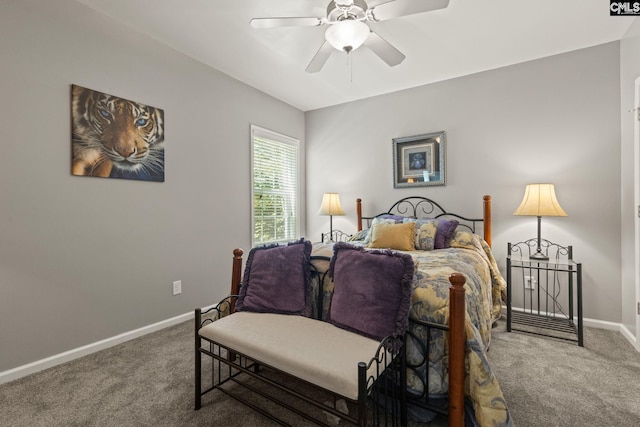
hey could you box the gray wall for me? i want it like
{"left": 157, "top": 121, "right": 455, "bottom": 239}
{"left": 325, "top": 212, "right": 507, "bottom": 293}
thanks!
{"left": 0, "top": 0, "right": 632, "bottom": 374}
{"left": 0, "top": 0, "right": 305, "bottom": 372}
{"left": 306, "top": 42, "right": 622, "bottom": 324}
{"left": 620, "top": 19, "right": 640, "bottom": 339}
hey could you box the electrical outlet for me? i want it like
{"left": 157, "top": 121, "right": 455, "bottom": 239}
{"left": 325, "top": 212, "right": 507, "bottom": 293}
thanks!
{"left": 172, "top": 280, "right": 182, "bottom": 296}
{"left": 524, "top": 276, "right": 536, "bottom": 290}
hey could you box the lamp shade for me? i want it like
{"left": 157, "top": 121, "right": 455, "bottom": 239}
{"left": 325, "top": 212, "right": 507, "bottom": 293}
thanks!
{"left": 318, "top": 193, "right": 346, "bottom": 216}
{"left": 513, "top": 184, "right": 567, "bottom": 217}
{"left": 325, "top": 20, "right": 369, "bottom": 52}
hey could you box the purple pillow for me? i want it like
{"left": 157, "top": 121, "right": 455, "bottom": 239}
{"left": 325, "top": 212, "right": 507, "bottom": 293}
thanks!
{"left": 378, "top": 214, "right": 405, "bottom": 221}
{"left": 435, "top": 219, "right": 459, "bottom": 249}
{"left": 327, "top": 243, "right": 414, "bottom": 341}
{"left": 236, "top": 239, "right": 312, "bottom": 316}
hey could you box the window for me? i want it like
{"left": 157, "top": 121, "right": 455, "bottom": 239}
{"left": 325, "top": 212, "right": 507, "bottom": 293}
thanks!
{"left": 251, "top": 125, "right": 300, "bottom": 245}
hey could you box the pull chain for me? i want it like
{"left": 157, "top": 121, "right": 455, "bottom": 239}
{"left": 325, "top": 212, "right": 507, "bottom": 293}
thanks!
{"left": 343, "top": 46, "right": 354, "bottom": 83}
{"left": 346, "top": 52, "right": 353, "bottom": 83}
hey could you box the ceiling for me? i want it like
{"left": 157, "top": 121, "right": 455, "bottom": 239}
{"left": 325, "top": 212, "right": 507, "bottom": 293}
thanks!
{"left": 75, "top": 0, "right": 635, "bottom": 112}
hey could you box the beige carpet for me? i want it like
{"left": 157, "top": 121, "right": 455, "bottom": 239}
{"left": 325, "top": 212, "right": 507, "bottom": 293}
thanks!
{"left": 1, "top": 318, "right": 638, "bottom": 426}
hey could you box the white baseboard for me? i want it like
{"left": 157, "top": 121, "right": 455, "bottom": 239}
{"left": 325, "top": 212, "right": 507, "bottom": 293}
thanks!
{"left": 583, "top": 317, "right": 623, "bottom": 330}
{"left": 584, "top": 317, "right": 639, "bottom": 350}
{"left": 620, "top": 324, "right": 640, "bottom": 351}
{"left": 508, "top": 305, "right": 639, "bottom": 352}
{"left": 0, "top": 304, "right": 216, "bottom": 386}
{"left": 2, "top": 305, "right": 637, "bottom": 386}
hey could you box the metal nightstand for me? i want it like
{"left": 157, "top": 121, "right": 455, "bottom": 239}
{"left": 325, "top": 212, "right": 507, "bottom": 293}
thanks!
{"left": 506, "top": 239, "right": 583, "bottom": 346}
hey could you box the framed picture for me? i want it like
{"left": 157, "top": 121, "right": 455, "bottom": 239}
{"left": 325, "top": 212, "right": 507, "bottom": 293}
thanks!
{"left": 71, "top": 84, "right": 165, "bottom": 182}
{"left": 392, "top": 131, "right": 446, "bottom": 188}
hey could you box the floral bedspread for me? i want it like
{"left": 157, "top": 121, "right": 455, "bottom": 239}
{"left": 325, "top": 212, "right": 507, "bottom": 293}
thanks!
{"left": 311, "top": 232, "right": 512, "bottom": 427}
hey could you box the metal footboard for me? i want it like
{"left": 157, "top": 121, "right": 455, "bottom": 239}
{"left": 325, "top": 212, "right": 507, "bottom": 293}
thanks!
{"left": 405, "top": 316, "right": 451, "bottom": 416}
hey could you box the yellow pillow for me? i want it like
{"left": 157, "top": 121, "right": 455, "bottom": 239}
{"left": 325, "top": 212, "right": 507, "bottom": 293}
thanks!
{"left": 367, "top": 222, "right": 416, "bottom": 251}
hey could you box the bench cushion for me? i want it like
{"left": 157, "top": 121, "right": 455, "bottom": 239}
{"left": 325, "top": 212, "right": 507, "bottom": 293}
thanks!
{"left": 199, "top": 312, "right": 388, "bottom": 400}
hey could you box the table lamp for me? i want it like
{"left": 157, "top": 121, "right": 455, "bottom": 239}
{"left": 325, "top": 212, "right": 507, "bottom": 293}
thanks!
{"left": 513, "top": 183, "right": 567, "bottom": 260}
{"left": 318, "top": 193, "right": 345, "bottom": 241}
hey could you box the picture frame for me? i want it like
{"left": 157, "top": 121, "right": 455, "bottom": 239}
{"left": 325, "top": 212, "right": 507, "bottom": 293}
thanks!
{"left": 392, "top": 131, "right": 446, "bottom": 188}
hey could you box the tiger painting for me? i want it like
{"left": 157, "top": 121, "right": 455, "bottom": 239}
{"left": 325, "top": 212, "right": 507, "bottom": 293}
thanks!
{"left": 71, "top": 85, "right": 165, "bottom": 182}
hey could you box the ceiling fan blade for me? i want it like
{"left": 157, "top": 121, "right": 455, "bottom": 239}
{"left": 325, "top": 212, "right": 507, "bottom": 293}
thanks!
{"left": 363, "top": 31, "right": 405, "bottom": 66}
{"left": 368, "top": 0, "right": 450, "bottom": 22}
{"left": 305, "top": 41, "right": 334, "bottom": 73}
{"left": 250, "top": 17, "right": 323, "bottom": 29}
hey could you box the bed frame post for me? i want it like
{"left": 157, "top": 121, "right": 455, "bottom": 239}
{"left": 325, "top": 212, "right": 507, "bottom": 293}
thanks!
{"left": 483, "top": 195, "right": 492, "bottom": 247}
{"left": 448, "top": 273, "right": 466, "bottom": 426}
{"left": 356, "top": 198, "right": 363, "bottom": 231}
{"left": 230, "top": 248, "right": 244, "bottom": 312}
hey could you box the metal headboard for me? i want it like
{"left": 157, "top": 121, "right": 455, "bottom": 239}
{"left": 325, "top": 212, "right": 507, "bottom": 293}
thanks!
{"left": 359, "top": 196, "right": 486, "bottom": 236}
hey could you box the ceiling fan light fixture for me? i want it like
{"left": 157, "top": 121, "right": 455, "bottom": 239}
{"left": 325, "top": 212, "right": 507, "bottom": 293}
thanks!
{"left": 325, "top": 20, "right": 370, "bottom": 52}
{"left": 335, "top": 0, "right": 355, "bottom": 10}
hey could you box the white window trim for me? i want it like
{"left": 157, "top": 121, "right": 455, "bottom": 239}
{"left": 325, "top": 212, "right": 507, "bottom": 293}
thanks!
{"left": 250, "top": 124, "right": 301, "bottom": 246}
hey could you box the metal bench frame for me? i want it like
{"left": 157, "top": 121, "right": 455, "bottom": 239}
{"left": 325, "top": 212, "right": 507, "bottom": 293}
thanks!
{"left": 194, "top": 297, "right": 407, "bottom": 427}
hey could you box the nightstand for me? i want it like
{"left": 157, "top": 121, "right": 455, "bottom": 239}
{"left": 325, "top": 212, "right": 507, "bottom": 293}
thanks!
{"left": 506, "top": 239, "right": 583, "bottom": 346}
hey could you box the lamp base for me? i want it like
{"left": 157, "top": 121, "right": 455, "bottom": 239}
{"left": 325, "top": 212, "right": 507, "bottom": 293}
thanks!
{"left": 529, "top": 251, "right": 549, "bottom": 261}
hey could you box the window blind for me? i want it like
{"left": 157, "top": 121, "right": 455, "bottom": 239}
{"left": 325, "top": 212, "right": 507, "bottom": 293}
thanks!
{"left": 251, "top": 125, "right": 299, "bottom": 245}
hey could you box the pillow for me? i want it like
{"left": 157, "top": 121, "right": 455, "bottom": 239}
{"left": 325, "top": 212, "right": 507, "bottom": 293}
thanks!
{"left": 400, "top": 217, "right": 459, "bottom": 250}
{"left": 363, "top": 215, "right": 405, "bottom": 244}
{"left": 367, "top": 222, "right": 416, "bottom": 251}
{"left": 377, "top": 214, "right": 405, "bottom": 221}
{"left": 415, "top": 220, "right": 439, "bottom": 250}
{"left": 449, "top": 230, "right": 479, "bottom": 250}
{"left": 434, "top": 219, "right": 459, "bottom": 249}
{"left": 328, "top": 242, "right": 414, "bottom": 341}
{"left": 347, "top": 228, "right": 369, "bottom": 242}
{"left": 235, "top": 239, "right": 312, "bottom": 316}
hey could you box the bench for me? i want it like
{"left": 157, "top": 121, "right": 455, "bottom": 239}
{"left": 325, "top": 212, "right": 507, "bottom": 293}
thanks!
{"left": 194, "top": 242, "right": 467, "bottom": 426}
{"left": 194, "top": 242, "right": 421, "bottom": 426}
{"left": 195, "top": 302, "right": 405, "bottom": 426}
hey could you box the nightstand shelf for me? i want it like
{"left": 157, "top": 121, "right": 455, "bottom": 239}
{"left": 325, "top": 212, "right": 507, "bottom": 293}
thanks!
{"left": 506, "top": 239, "right": 583, "bottom": 346}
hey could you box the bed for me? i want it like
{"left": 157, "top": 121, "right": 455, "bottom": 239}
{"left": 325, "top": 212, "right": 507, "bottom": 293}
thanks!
{"left": 308, "top": 195, "right": 511, "bottom": 427}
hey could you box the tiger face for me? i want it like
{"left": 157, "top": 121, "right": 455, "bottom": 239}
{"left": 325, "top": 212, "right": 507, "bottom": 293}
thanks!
{"left": 71, "top": 85, "right": 165, "bottom": 181}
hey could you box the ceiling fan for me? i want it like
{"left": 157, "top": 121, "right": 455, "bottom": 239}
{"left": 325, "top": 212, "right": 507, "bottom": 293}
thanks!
{"left": 250, "top": 0, "right": 450, "bottom": 73}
